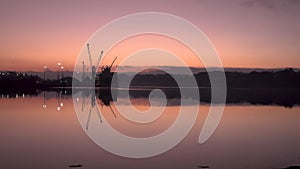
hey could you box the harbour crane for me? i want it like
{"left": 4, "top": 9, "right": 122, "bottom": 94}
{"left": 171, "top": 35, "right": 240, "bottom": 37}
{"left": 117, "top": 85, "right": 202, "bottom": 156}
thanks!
{"left": 110, "top": 57, "right": 118, "bottom": 69}
{"left": 102, "top": 56, "right": 117, "bottom": 76}
{"left": 87, "top": 43, "right": 104, "bottom": 80}
{"left": 82, "top": 61, "right": 85, "bottom": 79}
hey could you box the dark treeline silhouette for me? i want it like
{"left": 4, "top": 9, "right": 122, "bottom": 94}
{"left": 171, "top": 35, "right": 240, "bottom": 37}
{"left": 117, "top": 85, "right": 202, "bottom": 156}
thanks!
{"left": 0, "top": 71, "right": 73, "bottom": 89}
{"left": 224, "top": 68, "right": 300, "bottom": 88}
{"left": 0, "top": 71, "right": 41, "bottom": 89}
{"left": 1, "top": 68, "right": 300, "bottom": 107}
{"left": 127, "top": 68, "right": 300, "bottom": 88}
{"left": 1, "top": 68, "right": 299, "bottom": 89}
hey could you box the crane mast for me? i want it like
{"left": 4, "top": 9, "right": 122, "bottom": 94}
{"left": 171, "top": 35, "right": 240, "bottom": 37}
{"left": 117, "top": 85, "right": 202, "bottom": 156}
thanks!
{"left": 87, "top": 43, "right": 93, "bottom": 67}
{"left": 86, "top": 43, "right": 104, "bottom": 79}
{"left": 109, "top": 57, "right": 118, "bottom": 69}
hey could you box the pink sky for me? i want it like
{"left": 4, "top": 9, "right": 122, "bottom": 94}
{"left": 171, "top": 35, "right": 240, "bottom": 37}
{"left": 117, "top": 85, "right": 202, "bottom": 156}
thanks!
{"left": 0, "top": 0, "right": 300, "bottom": 71}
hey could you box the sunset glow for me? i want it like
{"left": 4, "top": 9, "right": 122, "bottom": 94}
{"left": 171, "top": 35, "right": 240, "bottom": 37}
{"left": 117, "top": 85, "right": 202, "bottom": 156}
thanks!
{"left": 101, "top": 34, "right": 204, "bottom": 68}
{"left": 0, "top": 0, "right": 299, "bottom": 71}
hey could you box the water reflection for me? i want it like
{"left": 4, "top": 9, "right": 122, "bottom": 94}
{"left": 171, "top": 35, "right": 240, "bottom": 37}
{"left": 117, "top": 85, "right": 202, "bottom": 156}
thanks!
{"left": 2, "top": 88, "right": 300, "bottom": 108}
{"left": 99, "top": 87, "right": 300, "bottom": 108}
{"left": 0, "top": 89, "right": 300, "bottom": 168}
{"left": 72, "top": 89, "right": 118, "bottom": 131}
{"left": 85, "top": 91, "right": 102, "bottom": 130}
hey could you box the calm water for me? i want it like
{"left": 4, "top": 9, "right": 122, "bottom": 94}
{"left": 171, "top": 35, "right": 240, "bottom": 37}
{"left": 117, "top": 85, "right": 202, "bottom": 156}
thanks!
{"left": 0, "top": 90, "right": 299, "bottom": 169}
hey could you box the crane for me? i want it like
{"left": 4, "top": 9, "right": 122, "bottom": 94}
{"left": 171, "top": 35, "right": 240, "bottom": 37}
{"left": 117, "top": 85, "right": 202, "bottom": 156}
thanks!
{"left": 101, "top": 56, "right": 117, "bottom": 76}
{"left": 82, "top": 61, "right": 85, "bottom": 79}
{"left": 87, "top": 43, "right": 104, "bottom": 79}
{"left": 109, "top": 56, "right": 118, "bottom": 69}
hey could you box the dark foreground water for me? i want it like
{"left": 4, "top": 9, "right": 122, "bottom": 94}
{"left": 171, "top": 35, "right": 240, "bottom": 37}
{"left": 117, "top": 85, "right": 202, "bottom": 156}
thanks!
{"left": 0, "top": 89, "right": 299, "bottom": 169}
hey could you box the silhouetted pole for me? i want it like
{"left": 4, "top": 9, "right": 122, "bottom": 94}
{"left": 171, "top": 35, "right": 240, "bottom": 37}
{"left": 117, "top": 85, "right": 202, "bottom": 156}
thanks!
{"left": 43, "top": 66, "right": 47, "bottom": 80}
{"left": 61, "top": 66, "right": 64, "bottom": 79}
{"left": 57, "top": 63, "right": 61, "bottom": 80}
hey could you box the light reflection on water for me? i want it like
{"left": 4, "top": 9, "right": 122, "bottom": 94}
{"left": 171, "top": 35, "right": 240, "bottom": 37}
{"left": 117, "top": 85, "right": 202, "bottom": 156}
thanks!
{"left": 0, "top": 90, "right": 299, "bottom": 169}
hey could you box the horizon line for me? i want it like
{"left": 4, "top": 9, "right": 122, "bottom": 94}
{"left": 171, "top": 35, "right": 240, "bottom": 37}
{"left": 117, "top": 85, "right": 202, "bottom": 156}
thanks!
{"left": 0, "top": 66, "right": 299, "bottom": 73}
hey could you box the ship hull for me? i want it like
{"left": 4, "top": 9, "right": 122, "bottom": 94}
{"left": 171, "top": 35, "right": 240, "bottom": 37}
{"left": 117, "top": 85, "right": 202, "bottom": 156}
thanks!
{"left": 95, "top": 72, "right": 118, "bottom": 88}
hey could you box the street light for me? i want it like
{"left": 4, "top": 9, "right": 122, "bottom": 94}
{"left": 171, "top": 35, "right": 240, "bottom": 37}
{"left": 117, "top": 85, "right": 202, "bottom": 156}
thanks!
{"left": 57, "top": 63, "right": 61, "bottom": 80}
{"left": 43, "top": 66, "right": 48, "bottom": 80}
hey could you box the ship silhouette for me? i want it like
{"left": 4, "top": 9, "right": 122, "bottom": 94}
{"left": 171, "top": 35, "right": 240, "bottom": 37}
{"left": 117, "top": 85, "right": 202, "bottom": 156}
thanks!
{"left": 96, "top": 56, "right": 118, "bottom": 88}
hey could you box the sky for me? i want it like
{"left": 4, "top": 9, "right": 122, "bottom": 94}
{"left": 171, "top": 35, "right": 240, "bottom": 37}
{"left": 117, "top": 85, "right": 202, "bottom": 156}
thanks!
{"left": 0, "top": 0, "right": 300, "bottom": 71}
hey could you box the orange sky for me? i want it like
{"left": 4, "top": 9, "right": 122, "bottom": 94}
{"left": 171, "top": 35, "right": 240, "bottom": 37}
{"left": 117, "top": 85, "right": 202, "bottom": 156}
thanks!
{"left": 0, "top": 0, "right": 300, "bottom": 71}
{"left": 100, "top": 34, "right": 203, "bottom": 68}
